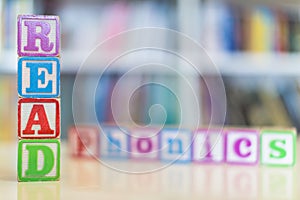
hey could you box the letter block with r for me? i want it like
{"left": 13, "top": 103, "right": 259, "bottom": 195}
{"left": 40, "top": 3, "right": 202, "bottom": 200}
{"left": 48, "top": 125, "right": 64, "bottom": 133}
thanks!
{"left": 18, "top": 15, "right": 60, "bottom": 57}
{"left": 18, "top": 98, "right": 60, "bottom": 139}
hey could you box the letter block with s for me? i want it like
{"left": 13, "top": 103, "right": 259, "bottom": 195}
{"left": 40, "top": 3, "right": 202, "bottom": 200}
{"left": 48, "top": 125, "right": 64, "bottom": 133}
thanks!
{"left": 18, "top": 139, "right": 60, "bottom": 181}
{"left": 225, "top": 128, "right": 259, "bottom": 165}
{"left": 260, "top": 129, "right": 296, "bottom": 166}
{"left": 17, "top": 15, "right": 60, "bottom": 57}
{"left": 18, "top": 98, "right": 60, "bottom": 139}
{"left": 18, "top": 57, "right": 60, "bottom": 98}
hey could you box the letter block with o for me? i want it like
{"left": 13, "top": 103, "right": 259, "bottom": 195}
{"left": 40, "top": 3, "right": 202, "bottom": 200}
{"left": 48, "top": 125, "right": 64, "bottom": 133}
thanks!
{"left": 260, "top": 129, "right": 296, "bottom": 166}
{"left": 225, "top": 128, "right": 259, "bottom": 165}
{"left": 18, "top": 57, "right": 60, "bottom": 98}
{"left": 18, "top": 139, "right": 60, "bottom": 181}
{"left": 18, "top": 98, "right": 60, "bottom": 139}
{"left": 17, "top": 15, "right": 60, "bottom": 57}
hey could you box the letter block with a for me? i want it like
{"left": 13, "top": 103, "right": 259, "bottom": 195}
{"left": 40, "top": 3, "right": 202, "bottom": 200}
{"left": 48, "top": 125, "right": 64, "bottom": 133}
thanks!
{"left": 225, "top": 128, "right": 259, "bottom": 165}
{"left": 18, "top": 139, "right": 60, "bottom": 182}
{"left": 18, "top": 57, "right": 60, "bottom": 98}
{"left": 130, "top": 128, "right": 159, "bottom": 160}
{"left": 68, "top": 125, "right": 100, "bottom": 158}
{"left": 18, "top": 98, "right": 60, "bottom": 139}
{"left": 160, "top": 128, "right": 192, "bottom": 163}
{"left": 17, "top": 15, "right": 60, "bottom": 57}
{"left": 260, "top": 128, "right": 296, "bottom": 166}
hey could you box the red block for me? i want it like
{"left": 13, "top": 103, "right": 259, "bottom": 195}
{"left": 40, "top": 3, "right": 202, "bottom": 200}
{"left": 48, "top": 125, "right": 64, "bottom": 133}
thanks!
{"left": 18, "top": 98, "right": 60, "bottom": 139}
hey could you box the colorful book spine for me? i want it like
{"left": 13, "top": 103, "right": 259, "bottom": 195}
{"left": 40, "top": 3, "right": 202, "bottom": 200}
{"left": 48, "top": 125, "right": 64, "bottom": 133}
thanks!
{"left": 17, "top": 15, "right": 61, "bottom": 181}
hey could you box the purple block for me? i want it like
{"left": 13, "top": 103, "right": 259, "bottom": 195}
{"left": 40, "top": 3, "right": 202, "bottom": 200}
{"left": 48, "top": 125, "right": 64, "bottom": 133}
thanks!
{"left": 192, "top": 128, "right": 225, "bottom": 163}
{"left": 130, "top": 128, "right": 160, "bottom": 161}
{"left": 225, "top": 128, "right": 259, "bottom": 165}
{"left": 17, "top": 15, "right": 60, "bottom": 57}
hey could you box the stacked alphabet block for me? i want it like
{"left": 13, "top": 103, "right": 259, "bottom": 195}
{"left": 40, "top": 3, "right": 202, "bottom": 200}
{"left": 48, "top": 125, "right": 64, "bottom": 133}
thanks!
{"left": 17, "top": 15, "right": 61, "bottom": 181}
{"left": 69, "top": 125, "right": 296, "bottom": 166}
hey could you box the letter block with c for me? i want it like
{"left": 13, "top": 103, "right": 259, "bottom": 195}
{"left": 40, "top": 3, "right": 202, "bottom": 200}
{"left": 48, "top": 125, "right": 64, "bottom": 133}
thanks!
{"left": 260, "top": 129, "right": 296, "bottom": 166}
{"left": 225, "top": 128, "right": 259, "bottom": 165}
{"left": 18, "top": 98, "right": 60, "bottom": 139}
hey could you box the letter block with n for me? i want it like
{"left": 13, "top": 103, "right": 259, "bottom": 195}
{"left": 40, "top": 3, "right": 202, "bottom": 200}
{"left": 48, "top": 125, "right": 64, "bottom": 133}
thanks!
{"left": 17, "top": 15, "right": 60, "bottom": 57}
{"left": 18, "top": 98, "right": 60, "bottom": 139}
{"left": 260, "top": 129, "right": 296, "bottom": 166}
{"left": 18, "top": 57, "right": 60, "bottom": 98}
{"left": 18, "top": 139, "right": 60, "bottom": 181}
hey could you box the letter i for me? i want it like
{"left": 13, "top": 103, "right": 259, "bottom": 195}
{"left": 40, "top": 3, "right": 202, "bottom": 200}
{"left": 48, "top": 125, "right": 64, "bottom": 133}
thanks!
{"left": 17, "top": 15, "right": 61, "bottom": 182}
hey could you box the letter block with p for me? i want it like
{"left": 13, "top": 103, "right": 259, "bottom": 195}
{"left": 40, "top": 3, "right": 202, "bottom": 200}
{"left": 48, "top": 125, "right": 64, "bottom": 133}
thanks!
{"left": 18, "top": 139, "right": 60, "bottom": 181}
{"left": 18, "top": 15, "right": 60, "bottom": 57}
{"left": 260, "top": 129, "right": 296, "bottom": 166}
{"left": 18, "top": 98, "right": 60, "bottom": 139}
{"left": 18, "top": 57, "right": 60, "bottom": 98}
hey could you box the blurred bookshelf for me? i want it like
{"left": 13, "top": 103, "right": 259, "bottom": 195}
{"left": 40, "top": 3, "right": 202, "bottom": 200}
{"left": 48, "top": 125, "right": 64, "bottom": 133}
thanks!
{"left": 1, "top": 0, "right": 300, "bottom": 141}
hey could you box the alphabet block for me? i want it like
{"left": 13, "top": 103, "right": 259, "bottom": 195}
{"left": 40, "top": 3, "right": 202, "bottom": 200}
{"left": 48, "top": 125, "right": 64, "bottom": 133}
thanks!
{"left": 18, "top": 98, "right": 60, "bottom": 139}
{"left": 18, "top": 139, "right": 60, "bottom": 182}
{"left": 18, "top": 57, "right": 60, "bottom": 98}
{"left": 225, "top": 128, "right": 259, "bottom": 165}
{"left": 100, "top": 126, "right": 129, "bottom": 159}
{"left": 17, "top": 15, "right": 60, "bottom": 57}
{"left": 130, "top": 128, "right": 159, "bottom": 160}
{"left": 160, "top": 128, "right": 192, "bottom": 163}
{"left": 192, "top": 128, "right": 225, "bottom": 163}
{"left": 260, "top": 129, "right": 296, "bottom": 166}
{"left": 68, "top": 125, "right": 100, "bottom": 158}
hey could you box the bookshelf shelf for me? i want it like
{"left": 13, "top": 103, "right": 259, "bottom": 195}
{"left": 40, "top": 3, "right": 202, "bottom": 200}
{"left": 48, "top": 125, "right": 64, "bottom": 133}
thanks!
{"left": 2, "top": 50, "right": 300, "bottom": 76}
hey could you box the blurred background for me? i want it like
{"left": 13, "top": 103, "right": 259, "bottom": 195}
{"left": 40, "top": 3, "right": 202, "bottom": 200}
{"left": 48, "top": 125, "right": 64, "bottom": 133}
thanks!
{"left": 1, "top": 0, "right": 300, "bottom": 140}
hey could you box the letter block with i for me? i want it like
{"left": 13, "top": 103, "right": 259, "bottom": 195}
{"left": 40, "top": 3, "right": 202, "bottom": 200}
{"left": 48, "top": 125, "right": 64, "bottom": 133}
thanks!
{"left": 18, "top": 57, "right": 60, "bottom": 98}
{"left": 18, "top": 98, "right": 60, "bottom": 139}
{"left": 18, "top": 139, "right": 60, "bottom": 182}
{"left": 17, "top": 15, "right": 60, "bottom": 57}
{"left": 260, "top": 128, "right": 296, "bottom": 166}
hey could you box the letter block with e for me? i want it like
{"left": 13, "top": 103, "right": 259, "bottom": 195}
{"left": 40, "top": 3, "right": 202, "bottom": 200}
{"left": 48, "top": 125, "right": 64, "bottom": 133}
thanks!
{"left": 260, "top": 129, "right": 296, "bottom": 166}
{"left": 18, "top": 57, "right": 60, "bottom": 98}
{"left": 17, "top": 15, "right": 60, "bottom": 57}
{"left": 18, "top": 139, "right": 60, "bottom": 182}
{"left": 18, "top": 98, "right": 60, "bottom": 139}
{"left": 225, "top": 128, "right": 259, "bottom": 165}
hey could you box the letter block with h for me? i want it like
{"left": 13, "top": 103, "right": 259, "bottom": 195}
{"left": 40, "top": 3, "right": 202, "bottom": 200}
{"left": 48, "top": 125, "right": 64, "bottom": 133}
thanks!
{"left": 18, "top": 139, "right": 60, "bottom": 181}
{"left": 260, "top": 129, "right": 296, "bottom": 166}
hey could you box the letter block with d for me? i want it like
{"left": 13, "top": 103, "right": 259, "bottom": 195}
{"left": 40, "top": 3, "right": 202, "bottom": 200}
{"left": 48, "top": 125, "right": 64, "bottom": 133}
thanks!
{"left": 260, "top": 129, "right": 296, "bottom": 166}
{"left": 18, "top": 98, "right": 60, "bottom": 139}
{"left": 17, "top": 15, "right": 60, "bottom": 57}
{"left": 18, "top": 139, "right": 60, "bottom": 182}
{"left": 18, "top": 57, "right": 60, "bottom": 98}
{"left": 225, "top": 128, "right": 259, "bottom": 165}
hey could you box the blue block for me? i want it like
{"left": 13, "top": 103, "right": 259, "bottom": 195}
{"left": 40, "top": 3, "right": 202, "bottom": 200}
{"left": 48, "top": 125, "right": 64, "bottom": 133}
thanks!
{"left": 18, "top": 57, "right": 60, "bottom": 98}
{"left": 100, "top": 126, "right": 130, "bottom": 160}
{"left": 160, "top": 128, "right": 192, "bottom": 163}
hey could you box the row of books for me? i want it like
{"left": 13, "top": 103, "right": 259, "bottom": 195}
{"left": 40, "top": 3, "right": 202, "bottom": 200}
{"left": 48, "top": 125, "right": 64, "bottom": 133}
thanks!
{"left": 201, "top": 2, "right": 300, "bottom": 53}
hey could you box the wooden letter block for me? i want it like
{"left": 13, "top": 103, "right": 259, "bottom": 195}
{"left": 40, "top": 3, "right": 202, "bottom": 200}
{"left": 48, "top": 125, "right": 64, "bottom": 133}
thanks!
{"left": 18, "top": 57, "right": 60, "bottom": 98}
{"left": 160, "top": 128, "right": 192, "bottom": 163}
{"left": 260, "top": 128, "right": 296, "bottom": 166}
{"left": 100, "top": 126, "right": 129, "bottom": 159}
{"left": 18, "top": 139, "right": 60, "bottom": 182}
{"left": 226, "top": 128, "right": 259, "bottom": 165}
{"left": 192, "top": 128, "right": 225, "bottom": 163}
{"left": 17, "top": 15, "right": 60, "bottom": 57}
{"left": 130, "top": 128, "right": 159, "bottom": 160}
{"left": 68, "top": 125, "right": 100, "bottom": 158}
{"left": 18, "top": 98, "right": 60, "bottom": 139}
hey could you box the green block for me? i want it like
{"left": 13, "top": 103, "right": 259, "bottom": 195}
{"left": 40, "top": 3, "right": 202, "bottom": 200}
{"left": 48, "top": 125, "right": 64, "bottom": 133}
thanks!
{"left": 18, "top": 139, "right": 60, "bottom": 182}
{"left": 260, "top": 129, "right": 296, "bottom": 167}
